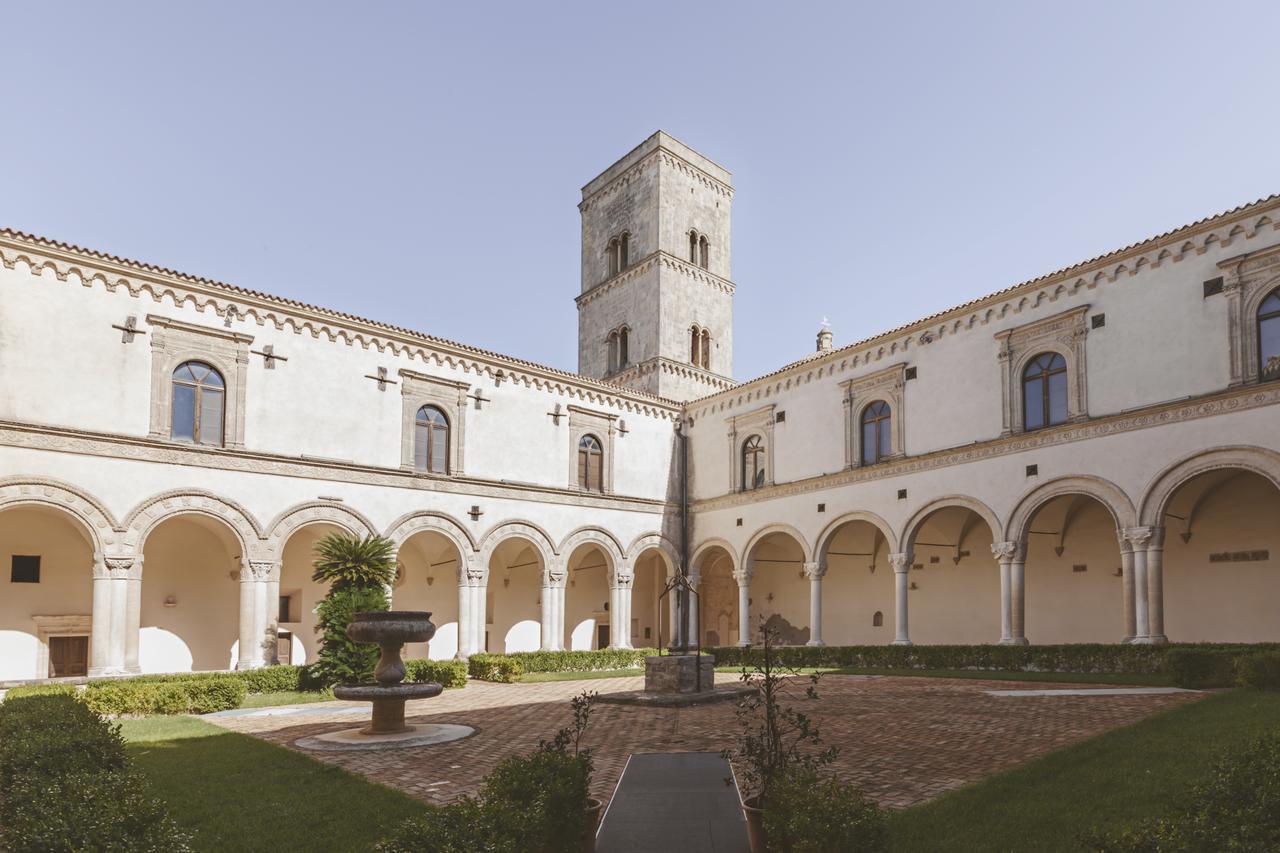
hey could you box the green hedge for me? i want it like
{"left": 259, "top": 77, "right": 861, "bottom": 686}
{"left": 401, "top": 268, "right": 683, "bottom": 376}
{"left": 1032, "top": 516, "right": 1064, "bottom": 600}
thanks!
{"left": 405, "top": 658, "right": 468, "bottom": 688}
{"left": 468, "top": 654, "right": 523, "bottom": 683}
{"left": 469, "top": 648, "right": 657, "bottom": 680}
{"left": 2, "top": 683, "right": 79, "bottom": 701}
{"left": 83, "top": 676, "right": 246, "bottom": 716}
{"left": 119, "top": 665, "right": 304, "bottom": 694}
{"left": 705, "top": 643, "right": 1280, "bottom": 676}
{"left": 0, "top": 694, "right": 191, "bottom": 850}
{"left": 1166, "top": 649, "right": 1238, "bottom": 689}
{"left": 1237, "top": 651, "right": 1280, "bottom": 690}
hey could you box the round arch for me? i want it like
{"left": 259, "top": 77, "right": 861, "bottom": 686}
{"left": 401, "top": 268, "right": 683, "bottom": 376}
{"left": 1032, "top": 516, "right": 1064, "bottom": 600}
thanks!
{"left": 900, "top": 495, "right": 1002, "bottom": 557}
{"left": 384, "top": 510, "right": 478, "bottom": 562}
{"left": 0, "top": 478, "right": 116, "bottom": 555}
{"left": 265, "top": 502, "right": 377, "bottom": 560}
{"left": 477, "top": 520, "right": 556, "bottom": 571}
{"left": 1139, "top": 446, "right": 1280, "bottom": 526}
{"left": 121, "top": 490, "right": 264, "bottom": 557}
{"left": 691, "top": 538, "right": 739, "bottom": 574}
{"left": 814, "top": 510, "right": 898, "bottom": 566}
{"left": 742, "top": 524, "right": 813, "bottom": 566}
{"left": 1004, "top": 476, "right": 1137, "bottom": 544}
{"left": 557, "top": 526, "right": 625, "bottom": 572}
{"left": 625, "top": 533, "right": 680, "bottom": 576}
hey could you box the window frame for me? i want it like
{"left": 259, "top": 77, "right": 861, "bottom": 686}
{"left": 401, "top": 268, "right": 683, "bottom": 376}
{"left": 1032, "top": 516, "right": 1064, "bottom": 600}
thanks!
{"left": 399, "top": 369, "right": 469, "bottom": 476}
{"left": 1220, "top": 246, "right": 1280, "bottom": 386}
{"left": 577, "top": 433, "right": 604, "bottom": 492}
{"left": 1021, "top": 352, "right": 1069, "bottom": 431}
{"left": 994, "top": 305, "right": 1089, "bottom": 436}
{"left": 1256, "top": 287, "right": 1280, "bottom": 382}
{"left": 567, "top": 406, "right": 617, "bottom": 494}
{"left": 725, "top": 404, "right": 775, "bottom": 492}
{"left": 147, "top": 314, "right": 252, "bottom": 450}
{"left": 841, "top": 363, "right": 906, "bottom": 469}
{"left": 170, "top": 360, "right": 227, "bottom": 446}
{"left": 860, "top": 399, "right": 893, "bottom": 465}
{"left": 414, "top": 404, "right": 451, "bottom": 474}
{"left": 741, "top": 434, "right": 766, "bottom": 492}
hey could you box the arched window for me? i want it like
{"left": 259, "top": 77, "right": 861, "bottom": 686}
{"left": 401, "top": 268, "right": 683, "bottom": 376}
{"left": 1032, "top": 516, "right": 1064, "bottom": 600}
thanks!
{"left": 607, "top": 238, "right": 620, "bottom": 277}
{"left": 699, "top": 235, "right": 709, "bottom": 270}
{"left": 872, "top": 610, "right": 884, "bottom": 627}
{"left": 1023, "top": 352, "right": 1068, "bottom": 431}
{"left": 171, "top": 361, "right": 225, "bottom": 446}
{"left": 741, "top": 435, "right": 766, "bottom": 491}
{"left": 619, "top": 232, "right": 630, "bottom": 270}
{"left": 618, "top": 326, "right": 629, "bottom": 369}
{"left": 1259, "top": 288, "right": 1280, "bottom": 381}
{"left": 607, "top": 331, "right": 619, "bottom": 374}
{"left": 861, "top": 400, "right": 892, "bottom": 465}
{"left": 578, "top": 434, "right": 604, "bottom": 492}
{"left": 414, "top": 406, "right": 450, "bottom": 474}
{"left": 690, "top": 325, "right": 701, "bottom": 366}
{"left": 689, "top": 231, "right": 699, "bottom": 263}
{"left": 700, "top": 328, "right": 711, "bottom": 371}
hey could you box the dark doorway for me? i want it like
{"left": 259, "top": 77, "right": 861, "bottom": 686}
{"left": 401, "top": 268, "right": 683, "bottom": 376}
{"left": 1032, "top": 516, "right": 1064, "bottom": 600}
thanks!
{"left": 597, "top": 624, "right": 609, "bottom": 649}
{"left": 49, "top": 635, "right": 88, "bottom": 677}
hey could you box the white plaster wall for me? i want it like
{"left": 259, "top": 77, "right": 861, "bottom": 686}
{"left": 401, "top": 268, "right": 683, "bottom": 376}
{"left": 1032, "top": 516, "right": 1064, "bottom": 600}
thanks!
{"left": 0, "top": 507, "right": 95, "bottom": 680}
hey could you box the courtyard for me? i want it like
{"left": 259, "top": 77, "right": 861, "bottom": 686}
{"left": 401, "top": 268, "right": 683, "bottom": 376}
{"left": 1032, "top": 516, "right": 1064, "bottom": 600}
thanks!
{"left": 207, "top": 673, "right": 1196, "bottom": 809}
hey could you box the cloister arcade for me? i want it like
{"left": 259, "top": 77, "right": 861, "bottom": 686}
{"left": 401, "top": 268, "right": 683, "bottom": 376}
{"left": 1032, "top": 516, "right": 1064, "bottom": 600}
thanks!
{"left": 1, "top": 446, "right": 1277, "bottom": 681}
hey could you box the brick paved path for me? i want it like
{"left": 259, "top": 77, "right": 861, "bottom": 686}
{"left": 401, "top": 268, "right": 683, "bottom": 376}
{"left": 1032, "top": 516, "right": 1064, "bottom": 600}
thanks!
{"left": 208, "top": 674, "right": 1199, "bottom": 810}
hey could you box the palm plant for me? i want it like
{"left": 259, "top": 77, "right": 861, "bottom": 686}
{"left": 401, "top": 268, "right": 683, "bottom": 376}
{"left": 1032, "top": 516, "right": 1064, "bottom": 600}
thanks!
{"left": 311, "top": 533, "right": 397, "bottom": 592}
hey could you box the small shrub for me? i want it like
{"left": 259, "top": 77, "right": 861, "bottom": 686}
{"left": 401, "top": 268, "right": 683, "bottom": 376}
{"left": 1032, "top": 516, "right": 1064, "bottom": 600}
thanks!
{"left": 483, "top": 749, "right": 592, "bottom": 847}
{"left": 1237, "top": 651, "right": 1280, "bottom": 690}
{"left": 2, "top": 683, "right": 79, "bottom": 701}
{"left": 375, "top": 796, "right": 498, "bottom": 853}
{"left": 1086, "top": 732, "right": 1280, "bottom": 851}
{"left": 1166, "top": 648, "right": 1236, "bottom": 689}
{"left": 0, "top": 694, "right": 191, "bottom": 851}
{"left": 310, "top": 585, "right": 389, "bottom": 687}
{"left": 405, "top": 658, "right": 468, "bottom": 688}
{"left": 468, "top": 653, "right": 523, "bottom": 683}
{"left": 764, "top": 769, "right": 889, "bottom": 853}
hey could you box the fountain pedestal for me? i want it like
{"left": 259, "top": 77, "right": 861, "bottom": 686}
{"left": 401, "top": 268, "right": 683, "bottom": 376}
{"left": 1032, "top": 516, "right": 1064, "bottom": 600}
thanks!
{"left": 296, "top": 611, "right": 474, "bottom": 751}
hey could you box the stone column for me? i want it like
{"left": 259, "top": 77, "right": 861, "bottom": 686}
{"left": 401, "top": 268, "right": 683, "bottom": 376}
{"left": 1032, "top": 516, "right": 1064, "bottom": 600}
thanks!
{"left": 804, "top": 561, "right": 825, "bottom": 647}
{"left": 733, "top": 566, "right": 752, "bottom": 646}
{"left": 1145, "top": 526, "right": 1168, "bottom": 644}
{"left": 540, "top": 573, "right": 554, "bottom": 651}
{"left": 544, "top": 564, "right": 567, "bottom": 652}
{"left": 1010, "top": 549, "right": 1028, "bottom": 645}
{"left": 469, "top": 562, "right": 487, "bottom": 655}
{"left": 610, "top": 568, "right": 634, "bottom": 649}
{"left": 1117, "top": 532, "right": 1136, "bottom": 642}
{"left": 456, "top": 576, "right": 472, "bottom": 658}
{"left": 684, "top": 571, "right": 700, "bottom": 648}
{"left": 889, "top": 552, "right": 912, "bottom": 645}
{"left": 992, "top": 542, "right": 1016, "bottom": 644}
{"left": 90, "top": 556, "right": 135, "bottom": 676}
{"left": 1124, "top": 527, "right": 1153, "bottom": 642}
{"left": 236, "top": 559, "right": 276, "bottom": 670}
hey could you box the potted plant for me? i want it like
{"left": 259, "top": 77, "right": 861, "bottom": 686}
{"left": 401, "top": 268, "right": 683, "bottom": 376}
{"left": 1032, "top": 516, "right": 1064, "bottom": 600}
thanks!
{"left": 540, "top": 690, "right": 605, "bottom": 850}
{"left": 722, "top": 624, "right": 837, "bottom": 853}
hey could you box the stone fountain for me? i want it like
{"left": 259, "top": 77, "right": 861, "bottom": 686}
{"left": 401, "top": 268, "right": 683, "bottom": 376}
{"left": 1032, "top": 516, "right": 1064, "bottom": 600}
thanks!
{"left": 296, "top": 611, "right": 474, "bottom": 751}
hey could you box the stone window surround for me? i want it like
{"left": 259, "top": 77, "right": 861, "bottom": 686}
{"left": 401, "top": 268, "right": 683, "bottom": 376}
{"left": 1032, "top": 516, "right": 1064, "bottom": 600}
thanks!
{"left": 995, "top": 305, "right": 1090, "bottom": 436}
{"left": 146, "top": 314, "right": 252, "bottom": 449}
{"left": 568, "top": 405, "right": 617, "bottom": 494}
{"left": 32, "top": 614, "right": 91, "bottom": 678}
{"left": 1221, "top": 244, "right": 1280, "bottom": 386}
{"left": 399, "top": 369, "right": 469, "bottom": 477}
{"left": 841, "top": 362, "right": 907, "bottom": 469}
{"left": 726, "top": 403, "right": 775, "bottom": 492}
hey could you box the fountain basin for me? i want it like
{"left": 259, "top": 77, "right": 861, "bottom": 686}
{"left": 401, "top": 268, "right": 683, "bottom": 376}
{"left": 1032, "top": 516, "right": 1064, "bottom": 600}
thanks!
{"left": 347, "top": 610, "right": 436, "bottom": 646}
{"left": 332, "top": 683, "right": 443, "bottom": 703}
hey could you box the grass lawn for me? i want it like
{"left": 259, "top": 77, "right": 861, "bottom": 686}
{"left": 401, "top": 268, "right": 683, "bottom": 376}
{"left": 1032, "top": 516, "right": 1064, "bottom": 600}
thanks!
{"left": 713, "top": 666, "right": 1174, "bottom": 686}
{"left": 120, "top": 716, "right": 427, "bottom": 852}
{"left": 519, "top": 668, "right": 643, "bottom": 682}
{"left": 888, "top": 689, "right": 1280, "bottom": 852}
{"left": 240, "top": 689, "right": 335, "bottom": 708}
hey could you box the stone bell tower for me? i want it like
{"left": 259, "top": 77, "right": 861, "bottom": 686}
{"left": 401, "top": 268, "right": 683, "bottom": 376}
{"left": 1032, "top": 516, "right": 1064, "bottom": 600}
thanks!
{"left": 576, "top": 131, "right": 736, "bottom": 402}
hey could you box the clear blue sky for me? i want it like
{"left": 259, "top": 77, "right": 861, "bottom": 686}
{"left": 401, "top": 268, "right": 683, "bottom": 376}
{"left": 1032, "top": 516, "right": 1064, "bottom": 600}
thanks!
{"left": 3, "top": 2, "right": 1278, "bottom": 382}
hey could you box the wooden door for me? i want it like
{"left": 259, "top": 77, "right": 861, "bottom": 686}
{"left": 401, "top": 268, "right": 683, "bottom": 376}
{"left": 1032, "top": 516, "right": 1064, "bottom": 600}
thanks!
{"left": 596, "top": 624, "right": 609, "bottom": 649}
{"left": 49, "top": 636, "right": 88, "bottom": 677}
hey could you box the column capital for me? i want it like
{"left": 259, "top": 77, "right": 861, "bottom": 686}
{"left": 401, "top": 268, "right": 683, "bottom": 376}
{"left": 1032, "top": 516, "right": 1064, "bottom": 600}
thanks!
{"left": 612, "top": 572, "right": 635, "bottom": 589}
{"left": 463, "top": 555, "right": 487, "bottom": 587}
{"left": 990, "top": 541, "right": 1023, "bottom": 562}
{"left": 1122, "top": 526, "right": 1156, "bottom": 548}
{"left": 547, "top": 566, "right": 568, "bottom": 588}
{"left": 732, "top": 568, "right": 752, "bottom": 585}
{"left": 803, "top": 561, "right": 825, "bottom": 580}
{"left": 241, "top": 559, "right": 280, "bottom": 583}
{"left": 95, "top": 555, "right": 142, "bottom": 580}
{"left": 888, "top": 552, "right": 912, "bottom": 573}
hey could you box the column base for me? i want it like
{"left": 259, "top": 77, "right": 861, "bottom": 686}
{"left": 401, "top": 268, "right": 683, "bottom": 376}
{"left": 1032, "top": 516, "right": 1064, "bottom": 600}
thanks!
{"left": 891, "top": 639, "right": 913, "bottom": 646}
{"left": 235, "top": 661, "right": 265, "bottom": 671}
{"left": 1129, "top": 635, "right": 1168, "bottom": 645}
{"left": 999, "top": 637, "right": 1030, "bottom": 646}
{"left": 736, "top": 641, "right": 751, "bottom": 648}
{"left": 88, "top": 666, "right": 129, "bottom": 677}
{"left": 806, "top": 639, "right": 826, "bottom": 647}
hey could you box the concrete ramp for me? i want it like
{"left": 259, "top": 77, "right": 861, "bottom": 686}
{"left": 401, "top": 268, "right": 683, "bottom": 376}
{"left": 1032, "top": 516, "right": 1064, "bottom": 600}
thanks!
{"left": 595, "top": 752, "right": 749, "bottom": 853}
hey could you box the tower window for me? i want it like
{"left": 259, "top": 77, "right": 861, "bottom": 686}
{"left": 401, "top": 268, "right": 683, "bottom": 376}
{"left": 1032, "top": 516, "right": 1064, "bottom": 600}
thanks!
{"left": 689, "top": 230, "right": 699, "bottom": 263}
{"left": 699, "top": 235, "right": 709, "bottom": 270}
{"left": 619, "top": 326, "right": 629, "bottom": 368}
{"left": 619, "top": 232, "right": 629, "bottom": 270}
{"left": 700, "top": 328, "right": 711, "bottom": 370}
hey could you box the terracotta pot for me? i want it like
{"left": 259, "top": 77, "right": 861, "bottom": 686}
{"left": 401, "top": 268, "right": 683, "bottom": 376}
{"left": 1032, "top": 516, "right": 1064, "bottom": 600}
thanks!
{"left": 741, "top": 794, "right": 765, "bottom": 853}
{"left": 582, "top": 797, "right": 604, "bottom": 852}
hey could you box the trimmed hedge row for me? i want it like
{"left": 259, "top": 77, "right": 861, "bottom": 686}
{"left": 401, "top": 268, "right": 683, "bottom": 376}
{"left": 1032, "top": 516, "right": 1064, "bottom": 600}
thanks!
{"left": 463, "top": 648, "right": 659, "bottom": 682}
{"left": 83, "top": 676, "right": 246, "bottom": 716}
{"left": 0, "top": 694, "right": 191, "bottom": 850}
{"left": 405, "top": 658, "right": 468, "bottom": 688}
{"left": 705, "top": 643, "right": 1280, "bottom": 679}
{"left": 120, "top": 664, "right": 303, "bottom": 694}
